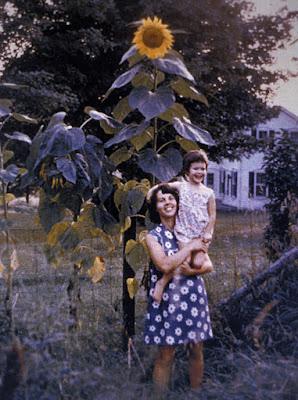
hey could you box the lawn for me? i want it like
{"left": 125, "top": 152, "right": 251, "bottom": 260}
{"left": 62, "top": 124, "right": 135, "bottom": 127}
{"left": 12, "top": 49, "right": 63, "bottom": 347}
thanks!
{"left": 2, "top": 208, "right": 296, "bottom": 400}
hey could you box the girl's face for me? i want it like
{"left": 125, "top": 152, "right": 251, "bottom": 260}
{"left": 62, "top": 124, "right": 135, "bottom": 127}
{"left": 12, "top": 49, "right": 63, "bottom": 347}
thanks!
{"left": 156, "top": 190, "right": 177, "bottom": 220}
{"left": 187, "top": 161, "right": 207, "bottom": 185}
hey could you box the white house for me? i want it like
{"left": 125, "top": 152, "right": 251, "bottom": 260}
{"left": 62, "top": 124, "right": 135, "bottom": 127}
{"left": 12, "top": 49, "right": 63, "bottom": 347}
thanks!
{"left": 207, "top": 107, "right": 298, "bottom": 210}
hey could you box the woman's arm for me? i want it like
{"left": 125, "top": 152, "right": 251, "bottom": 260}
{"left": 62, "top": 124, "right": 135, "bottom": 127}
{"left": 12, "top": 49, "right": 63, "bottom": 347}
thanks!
{"left": 146, "top": 234, "right": 207, "bottom": 274}
{"left": 202, "top": 192, "right": 216, "bottom": 241}
{"left": 146, "top": 181, "right": 182, "bottom": 201}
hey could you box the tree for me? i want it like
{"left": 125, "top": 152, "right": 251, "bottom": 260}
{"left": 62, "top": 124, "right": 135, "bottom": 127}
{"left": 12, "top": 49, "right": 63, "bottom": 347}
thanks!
{"left": 263, "top": 134, "right": 298, "bottom": 261}
{"left": 1, "top": 0, "right": 297, "bottom": 159}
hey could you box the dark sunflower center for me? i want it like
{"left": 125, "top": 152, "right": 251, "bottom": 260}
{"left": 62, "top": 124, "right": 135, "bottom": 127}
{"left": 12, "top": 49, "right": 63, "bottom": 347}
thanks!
{"left": 143, "top": 28, "right": 164, "bottom": 48}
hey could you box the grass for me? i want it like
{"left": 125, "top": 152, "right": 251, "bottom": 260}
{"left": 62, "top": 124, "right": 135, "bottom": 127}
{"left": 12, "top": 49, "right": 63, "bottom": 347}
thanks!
{"left": 1, "top": 209, "right": 296, "bottom": 399}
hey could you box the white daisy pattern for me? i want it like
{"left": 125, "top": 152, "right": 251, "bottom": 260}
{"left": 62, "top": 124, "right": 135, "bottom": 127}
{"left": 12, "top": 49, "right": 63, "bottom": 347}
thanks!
{"left": 165, "top": 230, "right": 173, "bottom": 239}
{"left": 144, "top": 224, "right": 213, "bottom": 345}
{"left": 180, "top": 286, "right": 189, "bottom": 295}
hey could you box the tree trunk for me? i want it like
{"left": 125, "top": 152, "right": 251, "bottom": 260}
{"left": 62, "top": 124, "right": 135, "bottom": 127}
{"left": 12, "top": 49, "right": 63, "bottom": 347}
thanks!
{"left": 122, "top": 217, "right": 136, "bottom": 348}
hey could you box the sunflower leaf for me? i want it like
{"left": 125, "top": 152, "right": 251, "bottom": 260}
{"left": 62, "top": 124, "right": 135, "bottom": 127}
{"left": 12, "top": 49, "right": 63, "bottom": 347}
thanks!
{"left": 138, "top": 148, "right": 183, "bottom": 182}
{"left": 104, "top": 120, "right": 150, "bottom": 148}
{"left": 175, "top": 136, "right": 199, "bottom": 152}
{"left": 158, "top": 103, "right": 189, "bottom": 122}
{"left": 0, "top": 164, "right": 19, "bottom": 184}
{"left": 171, "top": 78, "right": 209, "bottom": 106}
{"left": 112, "top": 97, "right": 132, "bottom": 122}
{"left": 120, "top": 45, "right": 137, "bottom": 64}
{"left": 106, "top": 65, "right": 141, "bottom": 96}
{"left": 173, "top": 117, "right": 215, "bottom": 146}
{"left": 153, "top": 54, "right": 195, "bottom": 82}
{"left": 5, "top": 131, "right": 32, "bottom": 144}
{"left": 12, "top": 112, "right": 38, "bottom": 124}
{"left": 0, "top": 98, "right": 12, "bottom": 117}
{"left": 130, "top": 127, "right": 153, "bottom": 151}
{"left": 55, "top": 157, "right": 77, "bottom": 184}
{"left": 129, "top": 86, "right": 175, "bottom": 120}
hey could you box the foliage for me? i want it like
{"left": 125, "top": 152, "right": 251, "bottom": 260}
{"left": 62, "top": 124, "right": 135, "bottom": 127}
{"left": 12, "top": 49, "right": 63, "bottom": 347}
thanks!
{"left": 263, "top": 135, "right": 298, "bottom": 260}
{"left": 1, "top": 1, "right": 297, "bottom": 159}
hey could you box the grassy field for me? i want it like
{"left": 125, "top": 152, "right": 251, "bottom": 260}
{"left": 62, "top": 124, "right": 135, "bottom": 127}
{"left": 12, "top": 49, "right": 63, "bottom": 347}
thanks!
{"left": 2, "top": 208, "right": 296, "bottom": 400}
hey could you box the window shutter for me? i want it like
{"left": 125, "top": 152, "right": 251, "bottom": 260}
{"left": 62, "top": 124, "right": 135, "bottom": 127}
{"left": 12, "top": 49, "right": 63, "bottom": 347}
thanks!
{"left": 249, "top": 172, "right": 254, "bottom": 198}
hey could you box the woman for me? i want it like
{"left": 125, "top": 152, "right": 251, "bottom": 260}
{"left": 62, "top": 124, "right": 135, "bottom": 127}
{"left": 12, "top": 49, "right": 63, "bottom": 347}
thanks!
{"left": 144, "top": 184, "right": 213, "bottom": 393}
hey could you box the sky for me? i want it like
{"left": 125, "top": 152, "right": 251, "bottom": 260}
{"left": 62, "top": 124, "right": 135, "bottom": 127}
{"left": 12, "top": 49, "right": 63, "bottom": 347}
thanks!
{"left": 247, "top": 0, "right": 298, "bottom": 116}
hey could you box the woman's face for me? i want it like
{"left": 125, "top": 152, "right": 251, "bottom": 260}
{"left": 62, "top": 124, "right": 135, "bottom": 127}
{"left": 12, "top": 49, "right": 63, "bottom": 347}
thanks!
{"left": 155, "top": 190, "right": 178, "bottom": 220}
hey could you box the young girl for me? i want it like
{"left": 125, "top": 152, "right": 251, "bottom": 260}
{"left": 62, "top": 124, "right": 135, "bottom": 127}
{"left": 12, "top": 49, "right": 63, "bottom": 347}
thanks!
{"left": 149, "top": 149, "right": 216, "bottom": 303}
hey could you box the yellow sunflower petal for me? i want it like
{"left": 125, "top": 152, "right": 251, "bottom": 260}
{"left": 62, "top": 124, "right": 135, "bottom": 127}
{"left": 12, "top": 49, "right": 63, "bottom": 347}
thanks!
{"left": 132, "top": 16, "right": 174, "bottom": 60}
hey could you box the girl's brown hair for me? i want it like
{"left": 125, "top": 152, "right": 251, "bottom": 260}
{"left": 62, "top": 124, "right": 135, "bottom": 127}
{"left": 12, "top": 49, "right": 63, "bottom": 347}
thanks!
{"left": 182, "top": 149, "right": 209, "bottom": 176}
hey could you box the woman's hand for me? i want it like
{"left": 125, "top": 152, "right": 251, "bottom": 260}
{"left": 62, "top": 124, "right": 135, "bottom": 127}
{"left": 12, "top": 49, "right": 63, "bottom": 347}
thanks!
{"left": 189, "top": 238, "right": 208, "bottom": 253}
{"left": 180, "top": 262, "right": 197, "bottom": 276}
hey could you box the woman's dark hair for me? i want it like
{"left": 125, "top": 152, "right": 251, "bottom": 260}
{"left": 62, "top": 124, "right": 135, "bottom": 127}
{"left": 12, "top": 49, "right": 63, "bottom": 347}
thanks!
{"left": 182, "top": 149, "right": 209, "bottom": 176}
{"left": 148, "top": 184, "right": 179, "bottom": 223}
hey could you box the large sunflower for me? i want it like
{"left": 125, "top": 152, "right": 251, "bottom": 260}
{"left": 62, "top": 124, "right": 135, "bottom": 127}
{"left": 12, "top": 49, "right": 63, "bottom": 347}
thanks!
{"left": 132, "top": 16, "right": 174, "bottom": 59}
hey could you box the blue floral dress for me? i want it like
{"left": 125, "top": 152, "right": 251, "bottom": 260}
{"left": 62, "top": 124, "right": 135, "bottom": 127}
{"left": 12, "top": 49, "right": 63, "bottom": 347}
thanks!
{"left": 144, "top": 224, "right": 213, "bottom": 346}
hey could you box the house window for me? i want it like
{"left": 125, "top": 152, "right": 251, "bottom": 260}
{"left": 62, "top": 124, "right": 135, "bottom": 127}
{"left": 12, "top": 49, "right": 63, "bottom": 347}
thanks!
{"left": 251, "top": 128, "right": 257, "bottom": 138}
{"left": 255, "top": 173, "right": 267, "bottom": 197}
{"left": 231, "top": 171, "right": 237, "bottom": 197}
{"left": 258, "top": 130, "right": 267, "bottom": 140}
{"left": 227, "top": 174, "right": 231, "bottom": 196}
{"left": 269, "top": 130, "right": 275, "bottom": 140}
{"left": 290, "top": 131, "right": 298, "bottom": 143}
{"left": 219, "top": 170, "right": 225, "bottom": 194}
{"left": 206, "top": 173, "right": 214, "bottom": 189}
{"left": 249, "top": 171, "right": 267, "bottom": 198}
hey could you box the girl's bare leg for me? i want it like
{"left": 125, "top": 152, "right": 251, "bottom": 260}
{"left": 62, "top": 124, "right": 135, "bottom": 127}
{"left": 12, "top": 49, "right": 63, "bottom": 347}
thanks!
{"left": 153, "top": 241, "right": 190, "bottom": 303}
{"left": 192, "top": 251, "right": 214, "bottom": 274}
{"left": 153, "top": 345, "right": 175, "bottom": 396}
{"left": 189, "top": 342, "right": 204, "bottom": 389}
{"left": 153, "top": 265, "right": 183, "bottom": 303}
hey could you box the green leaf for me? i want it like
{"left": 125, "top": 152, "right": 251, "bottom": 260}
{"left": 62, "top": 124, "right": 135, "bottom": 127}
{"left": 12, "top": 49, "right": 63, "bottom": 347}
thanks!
{"left": 87, "top": 256, "right": 105, "bottom": 283}
{"left": 0, "top": 99, "right": 12, "bottom": 117}
{"left": 47, "top": 221, "right": 71, "bottom": 247}
{"left": 120, "top": 45, "right": 137, "bottom": 64}
{"left": 104, "top": 120, "right": 149, "bottom": 148}
{"left": 0, "top": 193, "right": 16, "bottom": 206}
{"left": 125, "top": 240, "right": 148, "bottom": 271}
{"left": 112, "top": 97, "right": 131, "bottom": 122}
{"left": 109, "top": 146, "right": 134, "bottom": 166}
{"left": 173, "top": 117, "right": 215, "bottom": 146}
{"left": 105, "top": 65, "right": 141, "bottom": 98}
{"left": 12, "top": 112, "right": 38, "bottom": 124}
{"left": 38, "top": 190, "right": 65, "bottom": 233}
{"left": 129, "top": 86, "right": 175, "bottom": 120}
{"left": 158, "top": 103, "right": 189, "bottom": 122}
{"left": 92, "top": 205, "right": 118, "bottom": 236}
{"left": 152, "top": 54, "right": 195, "bottom": 82}
{"left": 138, "top": 148, "right": 183, "bottom": 182}
{"left": 132, "top": 71, "right": 165, "bottom": 90}
{"left": 126, "top": 277, "right": 139, "bottom": 299}
{"left": 85, "top": 107, "right": 123, "bottom": 129}
{"left": 175, "top": 136, "right": 199, "bottom": 152}
{"left": 130, "top": 127, "right": 153, "bottom": 151}
{"left": 171, "top": 78, "right": 209, "bottom": 106}
{"left": 0, "top": 83, "right": 28, "bottom": 89}
{"left": 0, "top": 164, "right": 19, "bottom": 184}
{"left": 5, "top": 131, "right": 32, "bottom": 144}
{"left": 55, "top": 157, "right": 77, "bottom": 184}
{"left": 3, "top": 150, "right": 14, "bottom": 164}
{"left": 120, "top": 188, "right": 145, "bottom": 219}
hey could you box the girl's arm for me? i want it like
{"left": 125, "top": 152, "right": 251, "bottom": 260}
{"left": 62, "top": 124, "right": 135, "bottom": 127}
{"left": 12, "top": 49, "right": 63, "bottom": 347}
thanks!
{"left": 180, "top": 262, "right": 211, "bottom": 276}
{"left": 202, "top": 192, "right": 216, "bottom": 241}
{"left": 146, "top": 234, "right": 207, "bottom": 274}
